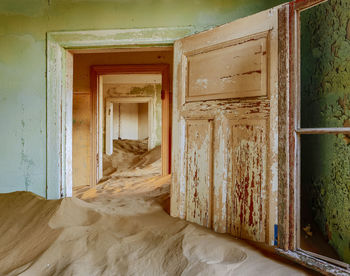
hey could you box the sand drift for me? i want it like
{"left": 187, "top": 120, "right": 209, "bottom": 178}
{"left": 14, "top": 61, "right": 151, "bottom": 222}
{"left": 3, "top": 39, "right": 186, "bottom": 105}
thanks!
{"left": 0, "top": 140, "right": 311, "bottom": 275}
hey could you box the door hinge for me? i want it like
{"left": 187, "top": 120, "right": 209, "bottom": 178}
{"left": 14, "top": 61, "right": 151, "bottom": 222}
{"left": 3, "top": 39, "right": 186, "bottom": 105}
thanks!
{"left": 96, "top": 154, "right": 99, "bottom": 165}
{"left": 161, "top": 89, "right": 165, "bottom": 100}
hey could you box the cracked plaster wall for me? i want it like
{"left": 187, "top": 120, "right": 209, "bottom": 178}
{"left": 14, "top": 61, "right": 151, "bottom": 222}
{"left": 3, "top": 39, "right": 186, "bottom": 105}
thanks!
{"left": 300, "top": 0, "right": 350, "bottom": 263}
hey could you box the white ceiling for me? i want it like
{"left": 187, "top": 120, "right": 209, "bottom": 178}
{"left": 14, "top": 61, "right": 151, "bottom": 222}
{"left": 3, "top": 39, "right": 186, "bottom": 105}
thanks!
{"left": 102, "top": 74, "right": 162, "bottom": 84}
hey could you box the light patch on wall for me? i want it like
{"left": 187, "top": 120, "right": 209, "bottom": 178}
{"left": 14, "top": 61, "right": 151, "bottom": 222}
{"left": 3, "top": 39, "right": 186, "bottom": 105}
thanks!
{"left": 0, "top": 33, "right": 46, "bottom": 196}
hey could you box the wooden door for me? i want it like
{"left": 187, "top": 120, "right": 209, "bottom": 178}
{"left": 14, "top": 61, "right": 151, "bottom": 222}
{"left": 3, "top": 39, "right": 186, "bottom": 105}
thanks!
{"left": 171, "top": 7, "right": 280, "bottom": 245}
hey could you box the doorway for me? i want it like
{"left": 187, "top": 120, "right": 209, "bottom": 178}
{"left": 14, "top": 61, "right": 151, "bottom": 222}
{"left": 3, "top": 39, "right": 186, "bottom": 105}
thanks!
{"left": 104, "top": 96, "right": 156, "bottom": 178}
{"left": 101, "top": 76, "right": 161, "bottom": 181}
{"left": 71, "top": 50, "right": 173, "bottom": 191}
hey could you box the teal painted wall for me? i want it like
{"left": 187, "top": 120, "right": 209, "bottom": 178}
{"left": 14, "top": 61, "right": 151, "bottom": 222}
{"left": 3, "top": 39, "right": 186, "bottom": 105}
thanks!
{"left": 0, "top": 0, "right": 286, "bottom": 197}
{"left": 300, "top": 0, "right": 350, "bottom": 264}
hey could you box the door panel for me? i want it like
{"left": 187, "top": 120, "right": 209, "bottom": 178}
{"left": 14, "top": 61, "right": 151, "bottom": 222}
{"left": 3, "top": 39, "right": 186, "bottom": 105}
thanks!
{"left": 172, "top": 6, "right": 280, "bottom": 245}
{"left": 187, "top": 32, "right": 268, "bottom": 101}
{"left": 227, "top": 118, "right": 267, "bottom": 242}
{"left": 185, "top": 119, "right": 214, "bottom": 228}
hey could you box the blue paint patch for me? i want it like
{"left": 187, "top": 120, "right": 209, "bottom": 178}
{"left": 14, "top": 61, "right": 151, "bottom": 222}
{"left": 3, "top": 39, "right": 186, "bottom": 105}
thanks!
{"left": 274, "top": 224, "right": 278, "bottom": 246}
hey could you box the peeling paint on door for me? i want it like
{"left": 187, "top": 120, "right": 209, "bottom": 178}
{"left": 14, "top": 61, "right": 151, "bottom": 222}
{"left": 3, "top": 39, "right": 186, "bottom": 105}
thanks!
{"left": 185, "top": 119, "right": 213, "bottom": 228}
{"left": 171, "top": 7, "right": 279, "bottom": 245}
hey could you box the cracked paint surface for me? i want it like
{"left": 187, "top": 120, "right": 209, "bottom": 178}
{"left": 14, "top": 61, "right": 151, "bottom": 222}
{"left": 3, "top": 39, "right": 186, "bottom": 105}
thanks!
{"left": 300, "top": 0, "right": 350, "bottom": 264}
{"left": 171, "top": 7, "right": 279, "bottom": 245}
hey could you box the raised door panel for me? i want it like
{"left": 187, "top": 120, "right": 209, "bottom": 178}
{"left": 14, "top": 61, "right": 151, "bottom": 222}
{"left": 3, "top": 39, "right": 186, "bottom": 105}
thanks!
{"left": 186, "top": 32, "right": 268, "bottom": 102}
{"left": 185, "top": 119, "right": 214, "bottom": 228}
{"left": 227, "top": 118, "right": 268, "bottom": 242}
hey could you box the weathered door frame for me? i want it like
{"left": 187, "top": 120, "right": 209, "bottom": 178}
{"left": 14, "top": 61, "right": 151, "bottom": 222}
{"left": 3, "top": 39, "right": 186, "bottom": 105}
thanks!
{"left": 91, "top": 64, "right": 171, "bottom": 186}
{"left": 277, "top": 0, "right": 350, "bottom": 274}
{"left": 105, "top": 96, "right": 154, "bottom": 155}
{"left": 46, "top": 27, "right": 193, "bottom": 200}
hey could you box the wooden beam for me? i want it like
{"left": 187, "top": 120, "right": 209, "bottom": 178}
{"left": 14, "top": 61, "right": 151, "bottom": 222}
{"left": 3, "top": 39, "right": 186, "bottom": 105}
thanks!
{"left": 293, "top": 0, "right": 328, "bottom": 11}
{"left": 277, "top": 3, "right": 290, "bottom": 251}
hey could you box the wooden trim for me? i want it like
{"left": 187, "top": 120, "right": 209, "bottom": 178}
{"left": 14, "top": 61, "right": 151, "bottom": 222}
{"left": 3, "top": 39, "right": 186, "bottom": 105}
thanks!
{"left": 296, "top": 128, "right": 350, "bottom": 134}
{"left": 106, "top": 97, "right": 153, "bottom": 103}
{"left": 277, "top": 0, "right": 350, "bottom": 274}
{"left": 300, "top": 249, "right": 350, "bottom": 270}
{"left": 98, "top": 75, "right": 104, "bottom": 181}
{"left": 295, "top": 0, "right": 305, "bottom": 253}
{"left": 69, "top": 46, "right": 174, "bottom": 54}
{"left": 65, "top": 51, "right": 74, "bottom": 197}
{"left": 90, "top": 64, "right": 170, "bottom": 74}
{"left": 288, "top": 0, "right": 299, "bottom": 251}
{"left": 276, "top": 249, "right": 350, "bottom": 275}
{"left": 90, "top": 64, "right": 171, "bottom": 186}
{"left": 277, "top": 4, "right": 290, "bottom": 251}
{"left": 105, "top": 101, "right": 114, "bottom": 155}
{"left": 90, "top": 68, "right": 98, "bottom": 188}
{"left": 48, "top": 27, "right": 194, "bottom": 49}
{"left": 293, "top": 0, "right": 328, "bottom": 11}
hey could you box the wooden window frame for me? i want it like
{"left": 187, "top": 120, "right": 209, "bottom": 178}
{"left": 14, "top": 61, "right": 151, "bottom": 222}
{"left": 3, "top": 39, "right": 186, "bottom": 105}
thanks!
{"left": 90, "top": 64, "right": 171, "bottom": 186}
{"left": 276, "top": 0, "right": 350, "bottom": 274}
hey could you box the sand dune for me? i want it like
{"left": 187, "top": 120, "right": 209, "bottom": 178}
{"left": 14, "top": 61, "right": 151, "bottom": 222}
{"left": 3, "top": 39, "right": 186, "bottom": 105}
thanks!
{"left": 103, "top": 139, "right": 152, "bottom": 176}
{"left": 0, "top": 141, "right": 314, "bottom": 275}
{"left": 102, "top": 139, "right": 161, "bottom": 181}
{"left": 0, "top": 178, "right": 313, "bottom": 276}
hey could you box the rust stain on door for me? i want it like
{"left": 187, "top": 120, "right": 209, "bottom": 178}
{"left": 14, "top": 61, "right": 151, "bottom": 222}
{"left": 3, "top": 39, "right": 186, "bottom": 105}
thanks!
{"left": 185, "top": 119, "right": 213, "bottom": 228}
{"left": 171, "top": 6, "right": 279, "bottom": 245}
{"left": 228, "top": 120, "right": 267, "bottom": 242}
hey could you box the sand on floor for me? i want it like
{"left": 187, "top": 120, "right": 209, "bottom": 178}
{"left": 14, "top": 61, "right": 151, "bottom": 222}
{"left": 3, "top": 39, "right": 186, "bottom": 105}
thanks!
{"left": 0, "top": 140, "right": 315, "bottom": 276}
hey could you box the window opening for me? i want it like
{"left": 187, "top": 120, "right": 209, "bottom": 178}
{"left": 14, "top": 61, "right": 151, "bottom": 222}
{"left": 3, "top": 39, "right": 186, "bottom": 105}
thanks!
{"left": 298, "top": 0, "right": 350, "bottom": 269}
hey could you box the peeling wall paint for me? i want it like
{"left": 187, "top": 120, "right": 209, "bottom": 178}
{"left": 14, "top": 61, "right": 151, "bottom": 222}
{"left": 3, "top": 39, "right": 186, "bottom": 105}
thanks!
{"left": 0, "top": 0, "right": 286, "bottom": 197}
{"left": 300, "top": 0, "right": 350, "bottom": 264}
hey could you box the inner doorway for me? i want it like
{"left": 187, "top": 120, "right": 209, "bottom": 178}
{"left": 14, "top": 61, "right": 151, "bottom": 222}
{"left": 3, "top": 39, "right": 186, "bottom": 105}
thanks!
{"left": 102, "top": 75, "right": 162, "bottom": 180}
{"left": 71, "top": 49, "right": 173, "bottom": 190}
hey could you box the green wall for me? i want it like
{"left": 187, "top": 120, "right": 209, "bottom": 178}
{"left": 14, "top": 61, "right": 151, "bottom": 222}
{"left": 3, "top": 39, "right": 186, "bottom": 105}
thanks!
{"left": 0, "top": 0, "right": 286, "bottom": 197}
{"left": 300, "top": 0, "right": 350, "bottom": 264}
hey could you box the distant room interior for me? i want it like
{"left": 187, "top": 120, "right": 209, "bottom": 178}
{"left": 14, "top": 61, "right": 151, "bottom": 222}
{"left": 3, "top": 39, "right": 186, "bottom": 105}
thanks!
{"left": 71, "top": 49, "right": 173, "bottom": 192}
{"left": 102, "top": 73, "right": 163, "bottom": 179}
